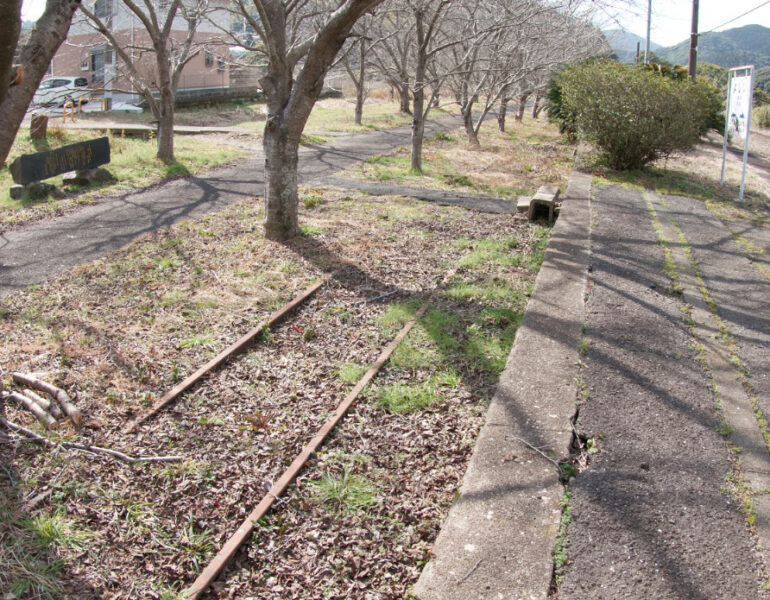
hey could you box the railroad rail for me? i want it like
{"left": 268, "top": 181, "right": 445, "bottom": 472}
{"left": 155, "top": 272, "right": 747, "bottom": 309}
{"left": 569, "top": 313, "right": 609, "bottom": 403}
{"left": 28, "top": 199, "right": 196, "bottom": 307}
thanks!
{"left": 184, "top": 266, "right": 458, "bottom": 598}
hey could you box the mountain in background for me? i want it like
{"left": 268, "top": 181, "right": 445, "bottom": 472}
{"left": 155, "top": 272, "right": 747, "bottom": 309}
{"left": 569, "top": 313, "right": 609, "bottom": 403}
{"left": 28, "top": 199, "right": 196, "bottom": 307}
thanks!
{"left": 604, "top": 29, "right": 661, "bottom": 63}
{"left": 657, "top": 24, "right": 770, "bottom": 70}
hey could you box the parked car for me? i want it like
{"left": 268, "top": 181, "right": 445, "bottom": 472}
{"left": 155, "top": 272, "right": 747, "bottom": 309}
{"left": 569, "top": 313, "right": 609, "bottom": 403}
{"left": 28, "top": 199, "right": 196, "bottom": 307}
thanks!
{"left": 33, "top": 76, "right": 90, "bottom": 107}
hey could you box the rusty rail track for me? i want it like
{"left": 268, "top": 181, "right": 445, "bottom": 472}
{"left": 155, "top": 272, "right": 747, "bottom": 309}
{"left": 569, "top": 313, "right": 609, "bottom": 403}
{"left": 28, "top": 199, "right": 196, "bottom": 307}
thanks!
{"left": 124, "top": 278, "right": 328, "bottom": 434}
{"left": 184, "top": 267, "right": 458, "bottom": 599}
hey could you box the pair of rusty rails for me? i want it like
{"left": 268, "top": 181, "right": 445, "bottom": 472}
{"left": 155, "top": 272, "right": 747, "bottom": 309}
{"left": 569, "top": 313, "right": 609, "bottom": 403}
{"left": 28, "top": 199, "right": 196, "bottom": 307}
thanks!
{"left": 123, "top": 270, "right": 454, "bottom": 598}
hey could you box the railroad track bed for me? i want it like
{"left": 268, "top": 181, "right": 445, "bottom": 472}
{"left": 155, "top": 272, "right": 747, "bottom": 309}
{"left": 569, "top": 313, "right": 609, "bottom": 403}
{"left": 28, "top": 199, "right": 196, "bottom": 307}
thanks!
{"left": 1, "top": 187, "right": 549, "bottom": 599}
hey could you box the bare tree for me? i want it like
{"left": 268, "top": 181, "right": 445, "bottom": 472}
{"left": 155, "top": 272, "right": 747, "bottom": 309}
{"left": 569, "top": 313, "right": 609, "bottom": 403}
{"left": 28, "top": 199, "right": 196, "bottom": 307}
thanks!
{"left": 79, "top": 0, "right": 211, "bottom": 163}
{"left": 0, "top": 0, "right": 83, "bottom": 167}
{"left": 407, "top": 0, "right": 456, "bottom": 172}
{"left": 340, "top": 15, "right": 374, "bottom": 126}
{"left": 447, "top": 1, "right": 609, "bottom": 145}
{"left": 368, "top": 6, "right": 414, "bottom": 115}
{"left": 0, "top": 0, "right": 22, "bottom": 106}
{"left": 229, "top": 0, "right": 386, "bottom": 240}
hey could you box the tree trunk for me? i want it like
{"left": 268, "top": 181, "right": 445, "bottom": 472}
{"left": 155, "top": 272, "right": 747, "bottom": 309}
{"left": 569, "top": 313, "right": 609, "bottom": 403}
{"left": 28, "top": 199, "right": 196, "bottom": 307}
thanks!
{"left": 515, "top": 93, "right": 529, "bottom": 123}
{"left": 354, "top": 39, "right": 366, "bottom": 126}
{"left": 0, "top": 0, "right": 22, "bottom": 106}
{"left": 532, "top": 92, "right": 542, "bottom": 119}
{"left": 263, "top": 116, "right": 301, "bottom": 240}
{"left": 410, "top": 86, "right": 425, "bottom": 172}
{"left": 498, "top": 98, "right": 509, "bottom": 132}
{"left": 156, "top": 73, "right": 175, "bottom": 162}
{"left": 0, "top": 0, "right": 81, "bottom": 166}
{"left": 399, "top": 83, "right": 411, "bottom": 114}
{"left": 462, "top": 104, "right": 479, "bottom": 147}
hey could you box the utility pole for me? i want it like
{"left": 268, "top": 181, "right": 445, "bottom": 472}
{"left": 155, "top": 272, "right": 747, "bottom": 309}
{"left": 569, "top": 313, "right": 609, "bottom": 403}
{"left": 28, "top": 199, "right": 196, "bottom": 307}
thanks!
{"left": 688, "top": 0, "right": 699, "bottom": 81}
{"left": 644, "top": 0, "right": 652, "bottom": 64}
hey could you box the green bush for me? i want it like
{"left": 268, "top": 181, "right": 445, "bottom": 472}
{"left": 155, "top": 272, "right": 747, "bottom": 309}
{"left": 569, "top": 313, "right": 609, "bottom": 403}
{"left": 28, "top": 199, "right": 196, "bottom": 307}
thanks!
{"left": 754, "top": 105, "right": 770, "bottom": 129}
{"left": 546, "top": 68, "right": 578, "bottom": 141}
{"left": 553, "top": 58, "right": 723, "bottom": 170}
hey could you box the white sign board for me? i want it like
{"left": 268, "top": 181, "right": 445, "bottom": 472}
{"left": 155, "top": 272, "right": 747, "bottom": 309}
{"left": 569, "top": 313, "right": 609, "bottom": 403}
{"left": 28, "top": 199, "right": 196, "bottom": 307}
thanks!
{"left": 728, "top": 73, "right": 752, "bottom": 140}
{"left": 721, "top": 65, "right": 754, "bottom": 201}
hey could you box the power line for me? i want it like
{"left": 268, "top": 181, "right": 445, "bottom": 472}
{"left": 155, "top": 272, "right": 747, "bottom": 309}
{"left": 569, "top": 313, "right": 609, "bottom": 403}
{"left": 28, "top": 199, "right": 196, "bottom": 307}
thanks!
{"left": 702, "top": 0, "right": 770, "bottom": 34}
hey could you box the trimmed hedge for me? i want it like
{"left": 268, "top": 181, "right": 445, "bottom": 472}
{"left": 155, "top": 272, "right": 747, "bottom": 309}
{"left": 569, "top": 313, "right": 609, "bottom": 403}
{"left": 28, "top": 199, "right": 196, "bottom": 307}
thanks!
{"left": 548, "top": 58, "right": 723, "bottom": 170}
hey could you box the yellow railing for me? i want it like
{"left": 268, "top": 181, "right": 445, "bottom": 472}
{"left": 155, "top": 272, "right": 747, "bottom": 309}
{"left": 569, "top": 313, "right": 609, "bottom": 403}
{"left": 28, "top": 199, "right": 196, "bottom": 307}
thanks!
{"left": 62, "top": 97, "right": 105, "bottom": 122}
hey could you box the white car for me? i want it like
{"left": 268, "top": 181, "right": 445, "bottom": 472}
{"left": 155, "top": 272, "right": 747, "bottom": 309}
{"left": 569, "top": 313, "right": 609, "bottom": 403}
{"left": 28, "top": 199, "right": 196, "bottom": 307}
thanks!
{"left": 33, "top": 76, "right": 90, "bottom": 107}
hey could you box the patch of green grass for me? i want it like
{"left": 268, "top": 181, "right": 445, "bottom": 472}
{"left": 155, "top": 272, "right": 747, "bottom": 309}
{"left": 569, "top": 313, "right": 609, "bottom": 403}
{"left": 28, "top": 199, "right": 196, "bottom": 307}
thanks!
{"left": 443, "top": 278, "right": 527, "bottom": 305}
{"left": 551, "top": 490, "right": 573, "bottom": 591}
{"left": 304, "top": 100, "right": 438, "bottom": 134}
{"left": 385, "top": 308, "right": 462, "bottom": 369}
{"left": 376, "top": 300, "right": 423, "bottom": 334}
{"left": 309, "top": 470, "right": 379, "bottom": 515}
{"left": 457, "top": 237, "right": 521, "bottom": 268}
{"left": 179, "top": 334, "right": 215, "bottom": 349}
{"left": 429, "top": 131, "right": 456, "bottom": 142}
{"left": 300, "top": 224, "right": 323, "bottom": 236}
{"left": 177, "top": 514, "right": 215, "bottom": 570}
{"left": 0, "top": 131, "right": 247, "bottom": 223}
{"left": 715, "top": 420, "right": 734, "bottom": 437}
{"left": 302, "top": 195, "right": 325, "bottom": 209}
{"left": 466, "top": 320, "right": 519, "bottom": 374}
{"left": 578, "top": 337, "right": 590, "bottom": 355}
{"left": 155, "top": 256, "right": 181, "bottom": 271}
{"left": 300, "top": 133, "right": 332, "bottom": 146}
{"left": 336, "top": 362, "right": 370, "bottom": 383}
{"left": 4, "top": 551, "right": 63, "bottom": 599}
{"left": 373, "top": 371, "right": 460, "bottom": 413}
{"left": 164, "top": 162, "right": 192, "bottom": 178}
{"left": 442, "top": 173, "right": 474, "bottom": 188}
{"left": 19, "top": 510, "right": 89, "bottom": 552}
{"left": 160, "top": 291, "right": 185, "bottom": 307}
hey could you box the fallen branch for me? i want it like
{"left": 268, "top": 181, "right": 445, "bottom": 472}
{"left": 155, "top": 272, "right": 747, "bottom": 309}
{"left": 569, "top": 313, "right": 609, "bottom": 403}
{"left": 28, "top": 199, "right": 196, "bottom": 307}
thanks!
{"left": 457, "top": 558, "right": 483, "bottom": 585}
{"left": 6, "top": 391, "right": 57, "bottom": 429}
{"left": 353, "top": 290, "right": 399, "bottom": 305}
{"left": 510, "top": 436, "right": 561, "bottom": 469}
{"left": 0, "top": 416, "right": 181, "bottom": 464}
{"left": 22, "top": 388, "right": 63, "bottom": 419}
{"left": 12, "top": 373, "right": 82, "bottom": 427}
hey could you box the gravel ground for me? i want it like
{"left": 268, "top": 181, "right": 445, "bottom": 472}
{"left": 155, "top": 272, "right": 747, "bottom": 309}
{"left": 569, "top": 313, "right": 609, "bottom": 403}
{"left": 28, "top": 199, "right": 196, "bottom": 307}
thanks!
{"left": 0, "top": 187, "right": 546, "bottom": 599}
{"left": 557, "top": 185, "right": 764, "bottom": 599}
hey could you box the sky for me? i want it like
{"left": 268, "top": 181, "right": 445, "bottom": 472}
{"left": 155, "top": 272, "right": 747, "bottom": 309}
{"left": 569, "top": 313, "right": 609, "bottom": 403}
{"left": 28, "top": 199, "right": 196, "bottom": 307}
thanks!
{"left": 599, "top": 0, "right": 770, "bottom": 47}
{"left": 19, "top": 0, "right": 770, "bottom": 48}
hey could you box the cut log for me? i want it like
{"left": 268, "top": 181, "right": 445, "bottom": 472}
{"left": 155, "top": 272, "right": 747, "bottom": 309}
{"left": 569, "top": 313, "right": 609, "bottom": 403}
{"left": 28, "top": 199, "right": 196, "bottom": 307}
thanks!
{"left": 11, "top": 373, "right": 82, "bottom": 427}
{"left": 22, "top": 388, "right": 63, "bottom": 418}
{"left": 7, "top": 391, "right": 57, "bottom": 429}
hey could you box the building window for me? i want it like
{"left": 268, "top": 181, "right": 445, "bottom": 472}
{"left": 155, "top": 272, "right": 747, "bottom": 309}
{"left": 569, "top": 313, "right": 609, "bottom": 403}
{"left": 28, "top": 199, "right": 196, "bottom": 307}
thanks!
{"left": 94, "top": 0, "right": 111, "bottom": 19}
{"left": 217, "top": 57, "right": 225, "bottom": 73}
{"left": 205, "top": 50, "right": 213, "bottom": 68}
{"left": 90, "top": 47, "right": 113, "bottom": 84}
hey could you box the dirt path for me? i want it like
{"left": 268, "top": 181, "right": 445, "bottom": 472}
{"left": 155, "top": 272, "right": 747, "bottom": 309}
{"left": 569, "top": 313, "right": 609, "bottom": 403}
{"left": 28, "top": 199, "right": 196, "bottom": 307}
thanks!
{"left": 557, "top": 185, "right": 765, "bottom": 598}
{"left": 0, "top": 116, "right": 458, "bottom": 297}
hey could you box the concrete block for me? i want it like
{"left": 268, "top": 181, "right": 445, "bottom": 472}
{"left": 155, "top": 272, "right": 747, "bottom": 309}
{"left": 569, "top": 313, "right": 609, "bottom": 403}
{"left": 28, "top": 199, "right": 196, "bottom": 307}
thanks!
{"left": 517, "top": 196, "right": 532, "bottom": 213}
{"left": 9, "top": 184, "right": 24, "bottom": 200}
{"left": 533, "top": 185, "right": 560, "bottom": 202}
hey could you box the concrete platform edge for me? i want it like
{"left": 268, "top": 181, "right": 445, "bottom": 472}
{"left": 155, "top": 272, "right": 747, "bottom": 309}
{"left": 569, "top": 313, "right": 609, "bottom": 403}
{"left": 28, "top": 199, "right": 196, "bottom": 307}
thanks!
{"left": 413, "top": 172, "right": 592, "bottom": 600}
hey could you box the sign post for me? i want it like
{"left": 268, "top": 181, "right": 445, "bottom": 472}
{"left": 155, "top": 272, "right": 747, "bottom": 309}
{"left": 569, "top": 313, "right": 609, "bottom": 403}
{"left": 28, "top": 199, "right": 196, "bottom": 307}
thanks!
{"left": 721, "top": 65, "right": 754, "bottom": 201}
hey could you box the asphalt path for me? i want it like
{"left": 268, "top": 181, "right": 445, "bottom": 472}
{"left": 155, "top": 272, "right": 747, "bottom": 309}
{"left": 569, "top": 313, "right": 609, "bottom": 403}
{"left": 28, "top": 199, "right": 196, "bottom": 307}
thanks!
{"left": 0, "top": 116, "right": 459, "bottom": 297}
{"left": 558, "top": 185, "right": 763, "bottom": 599}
